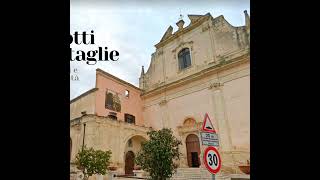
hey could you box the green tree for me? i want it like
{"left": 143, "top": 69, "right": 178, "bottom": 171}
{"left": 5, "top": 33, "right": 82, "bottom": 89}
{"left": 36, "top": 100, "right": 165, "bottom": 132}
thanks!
{"left": 135, "top": 128, "right": 182, "bottom": 180}
{"left": 75, "top": 146, "right": 112, "bottom": 180}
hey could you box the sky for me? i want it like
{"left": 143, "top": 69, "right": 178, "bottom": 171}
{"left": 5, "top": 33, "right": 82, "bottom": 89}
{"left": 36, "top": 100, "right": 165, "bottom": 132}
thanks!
{"left": 70, "top": 0, "right": 250, "bottom": 99}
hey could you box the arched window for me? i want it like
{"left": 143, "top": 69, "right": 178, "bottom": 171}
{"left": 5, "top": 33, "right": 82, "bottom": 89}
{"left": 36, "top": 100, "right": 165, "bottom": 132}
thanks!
{"left": 178, "top": 48, "right": 191, "bottom": 70}
{"left": 105, "top": 92, "right": 114, "bottom": 110}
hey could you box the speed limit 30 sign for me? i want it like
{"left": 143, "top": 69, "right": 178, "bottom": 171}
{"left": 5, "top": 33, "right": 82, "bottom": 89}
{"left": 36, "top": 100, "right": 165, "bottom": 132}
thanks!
{"left": 203, "top": 146, "right": 221, "bottom": 174}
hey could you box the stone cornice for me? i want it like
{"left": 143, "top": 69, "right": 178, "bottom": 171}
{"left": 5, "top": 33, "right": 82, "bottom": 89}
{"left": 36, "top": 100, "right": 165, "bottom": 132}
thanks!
{"left": 70, "top": 114, "right": 152, "bottom": 132}
{"left": 141, "top": 52, "right": 249, "bottom": 99}
{"left": 96, "top": 68, "right": 141, "bottom": 91}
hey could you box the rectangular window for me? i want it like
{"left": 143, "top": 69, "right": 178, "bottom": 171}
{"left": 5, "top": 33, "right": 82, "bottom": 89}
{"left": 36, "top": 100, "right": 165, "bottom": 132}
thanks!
{"left": 124, "top": 114, "right": 135, "bottom": 124}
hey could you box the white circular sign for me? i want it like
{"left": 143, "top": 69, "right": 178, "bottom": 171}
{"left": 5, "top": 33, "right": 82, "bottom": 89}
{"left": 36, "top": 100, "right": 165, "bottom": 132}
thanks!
{"left": 203, "top": 146, "right": 221, "bottom": 174}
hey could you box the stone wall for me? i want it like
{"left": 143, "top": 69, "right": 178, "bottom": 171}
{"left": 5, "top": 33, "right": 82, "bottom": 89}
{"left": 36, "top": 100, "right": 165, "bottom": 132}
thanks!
{"left": 141, "top": 55, "right": 250, "bottom": 171}
{"left": 70, "top": 114, "right": 150, "bottom": 174}
{"left": 95, "top": 70, "right": 144, "bottom": 126}
{"left": 70, "top": 89, "right": 97, "bottom": 120}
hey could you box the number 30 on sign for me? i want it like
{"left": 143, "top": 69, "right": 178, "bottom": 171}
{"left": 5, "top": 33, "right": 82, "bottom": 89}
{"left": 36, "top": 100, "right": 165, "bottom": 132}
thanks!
{"left": 203, "top": 146, "right": 221, "bottom": 174}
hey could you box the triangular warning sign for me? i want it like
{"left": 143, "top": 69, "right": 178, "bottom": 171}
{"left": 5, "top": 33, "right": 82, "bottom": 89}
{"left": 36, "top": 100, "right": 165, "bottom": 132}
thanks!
{"left": 202, "top": 113, "right": 216, "bottom": 133}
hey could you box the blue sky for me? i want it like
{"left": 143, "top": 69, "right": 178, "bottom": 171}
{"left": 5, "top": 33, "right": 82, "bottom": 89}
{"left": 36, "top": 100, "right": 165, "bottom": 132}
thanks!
{"left": 70, "top": 0, "right": 250, "bottom": 99}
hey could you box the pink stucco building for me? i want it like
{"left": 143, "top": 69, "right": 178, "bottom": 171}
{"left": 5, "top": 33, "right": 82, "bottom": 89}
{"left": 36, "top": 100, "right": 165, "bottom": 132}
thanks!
{"left": 95, "top": 69, "right": 144, "bottom": 126}
{"left": 70, "top": 68, "right": 144, "bottom": 126}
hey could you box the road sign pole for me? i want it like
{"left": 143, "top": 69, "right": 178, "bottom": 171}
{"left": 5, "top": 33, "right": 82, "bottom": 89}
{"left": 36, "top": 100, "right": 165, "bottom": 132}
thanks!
{"left": 199, "top": 130, "right": 203, "bottom": 168}
{"left": 202, "top": 114, "right": 221, "bottom": 179}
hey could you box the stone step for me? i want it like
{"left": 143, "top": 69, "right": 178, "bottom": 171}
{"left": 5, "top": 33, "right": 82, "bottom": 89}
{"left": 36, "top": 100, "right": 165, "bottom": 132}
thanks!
{"left": 171, "top": 168, "right": 211, "bottom": 180}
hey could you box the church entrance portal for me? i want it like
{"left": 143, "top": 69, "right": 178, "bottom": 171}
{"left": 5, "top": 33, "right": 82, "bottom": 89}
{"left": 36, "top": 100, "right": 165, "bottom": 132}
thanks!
{"left": 186, "top": 134, "right": 201, "bottom": 167}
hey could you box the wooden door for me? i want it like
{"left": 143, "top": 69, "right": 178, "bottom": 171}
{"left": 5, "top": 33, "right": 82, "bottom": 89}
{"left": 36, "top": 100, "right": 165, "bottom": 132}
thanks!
{"left": 186, "top": 134, "right": 200, "bottom": 167}
{"left": 125, "top": 151, "right": 135, "bottom": 175}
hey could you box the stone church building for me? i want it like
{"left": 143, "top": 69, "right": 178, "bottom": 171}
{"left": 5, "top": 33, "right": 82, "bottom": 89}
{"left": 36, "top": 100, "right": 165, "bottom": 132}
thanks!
{"left": 70, "top": 11, "right": 250, "bottom": 179}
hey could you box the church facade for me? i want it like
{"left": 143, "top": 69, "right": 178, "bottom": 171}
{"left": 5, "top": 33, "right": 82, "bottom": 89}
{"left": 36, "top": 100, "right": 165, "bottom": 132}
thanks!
{"left": 70, "top": 11, "right": 250, "bottom": 179}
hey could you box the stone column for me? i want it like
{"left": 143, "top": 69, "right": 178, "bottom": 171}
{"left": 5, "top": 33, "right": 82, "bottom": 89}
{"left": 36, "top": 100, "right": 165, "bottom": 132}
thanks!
{"left": 159, "top": 99, "right": 169, "bottom": 128}
{"left": 209, "top": 82, "right": 232, "bottom": 151}
{"left": 179, "top": 134, "right": 189, "bottom": 168}
{"left": 209, "top": 82, "right": 236, "bottom": 172}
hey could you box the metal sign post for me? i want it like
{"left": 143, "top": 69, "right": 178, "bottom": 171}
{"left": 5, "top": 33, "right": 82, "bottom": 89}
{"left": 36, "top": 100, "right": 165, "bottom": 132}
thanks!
{"left": 201, "top": 113, "right": 221, "bottom": 179}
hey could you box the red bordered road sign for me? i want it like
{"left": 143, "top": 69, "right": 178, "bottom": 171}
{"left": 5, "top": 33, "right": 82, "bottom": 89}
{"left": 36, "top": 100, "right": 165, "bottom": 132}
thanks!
{"left": 202, "top": 113, "right": 216, "bottom": 133}
{"left": 203, "top": 146, "right": 221, "bottom": 174}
